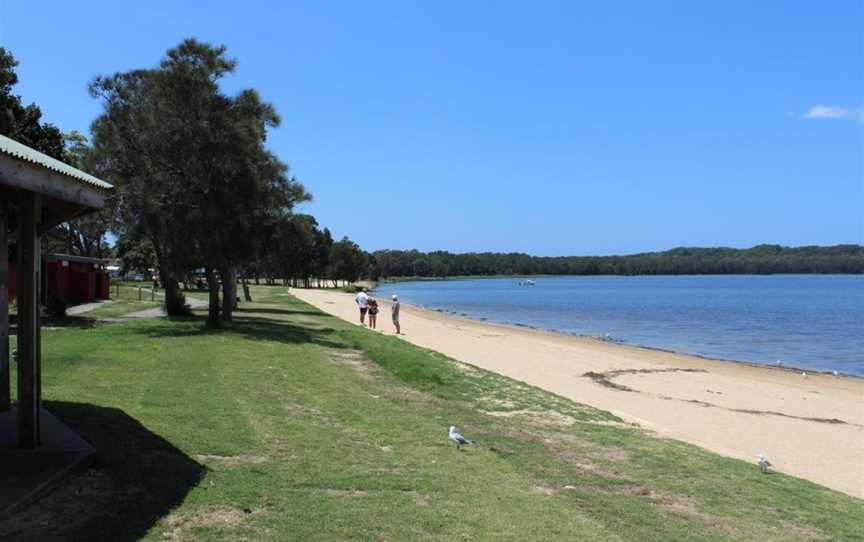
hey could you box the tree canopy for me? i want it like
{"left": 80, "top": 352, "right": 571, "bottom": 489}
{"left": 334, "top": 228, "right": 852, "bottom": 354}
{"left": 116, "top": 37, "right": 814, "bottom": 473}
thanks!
{"left": 89, "top": 39, "right": 310, "bottom": 324}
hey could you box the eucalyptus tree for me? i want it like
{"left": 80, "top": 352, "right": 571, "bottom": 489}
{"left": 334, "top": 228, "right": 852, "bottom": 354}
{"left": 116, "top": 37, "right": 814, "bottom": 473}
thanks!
{"left": 91, "top": 39, "right": 311, "bottom": 324}
{"left": 329, "top": 237, "right": 366, "bottom": 285}
{"left": 89, "top": 40, "right": 236, "bottom": 315}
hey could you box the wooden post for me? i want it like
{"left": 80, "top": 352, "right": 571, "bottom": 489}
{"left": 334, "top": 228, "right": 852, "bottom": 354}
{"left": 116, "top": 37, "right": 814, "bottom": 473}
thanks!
{"left": 17, "top": 192, "right": 41, "bottom": 448}
{"left": 0, "top": 201, "right": 9, "bottom": 412}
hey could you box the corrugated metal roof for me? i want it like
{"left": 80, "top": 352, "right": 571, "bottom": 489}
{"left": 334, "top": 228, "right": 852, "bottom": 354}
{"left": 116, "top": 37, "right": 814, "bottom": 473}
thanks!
{"left": 0, "top": 133, "right": 113, "bottom": 190}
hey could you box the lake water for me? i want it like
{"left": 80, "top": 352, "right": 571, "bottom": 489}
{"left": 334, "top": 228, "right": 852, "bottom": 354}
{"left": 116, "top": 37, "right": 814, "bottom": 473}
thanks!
{"left": 374, "top": 275, "right": 864, "bottom": 376}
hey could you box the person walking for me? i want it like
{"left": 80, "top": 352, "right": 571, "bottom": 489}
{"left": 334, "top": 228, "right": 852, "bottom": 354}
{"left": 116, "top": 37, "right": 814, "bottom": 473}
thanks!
{"left": 355, "top": 288, "right": 369, "bottom": 325}
{"left": 391, "top": 294, "right": 401, "bottom": 334}
{"left": 367, "top": 296, "right": 379, "bottom": 329}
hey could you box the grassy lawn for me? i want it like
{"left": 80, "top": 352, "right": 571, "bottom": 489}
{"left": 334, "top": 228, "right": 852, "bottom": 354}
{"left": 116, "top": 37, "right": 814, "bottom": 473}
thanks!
{"left": 2, "top": 285, "right": 861, "bottom": 541}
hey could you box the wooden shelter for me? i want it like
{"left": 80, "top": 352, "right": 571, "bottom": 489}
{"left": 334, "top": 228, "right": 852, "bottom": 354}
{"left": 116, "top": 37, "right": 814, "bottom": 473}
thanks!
{"left": 0, "top": 134, "right": 112, "bottom": 448}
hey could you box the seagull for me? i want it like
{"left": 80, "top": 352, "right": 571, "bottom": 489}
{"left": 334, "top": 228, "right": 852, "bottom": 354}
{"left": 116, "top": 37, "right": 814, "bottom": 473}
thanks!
{"left": 757, "top": 454, "right": 773, "bottom": 473}
{"left": 448, "top": 426, "right": 473, "bottom": 449}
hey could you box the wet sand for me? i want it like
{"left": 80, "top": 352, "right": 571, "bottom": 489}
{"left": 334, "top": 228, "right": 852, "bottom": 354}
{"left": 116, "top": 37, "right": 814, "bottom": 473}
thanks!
{"left": 291, "top": 288, "right": 864, "bottom": 498}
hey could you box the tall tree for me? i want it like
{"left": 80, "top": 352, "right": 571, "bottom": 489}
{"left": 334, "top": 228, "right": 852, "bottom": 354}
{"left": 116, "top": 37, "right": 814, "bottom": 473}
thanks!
{"left": 90, "top": 39, "right": 311, "bottom": 324}
{"left": 330, "top": 237, "right": 366, "bottom": 285}
{"left": 89, "top": 40, "right": 236, "bottom": 315}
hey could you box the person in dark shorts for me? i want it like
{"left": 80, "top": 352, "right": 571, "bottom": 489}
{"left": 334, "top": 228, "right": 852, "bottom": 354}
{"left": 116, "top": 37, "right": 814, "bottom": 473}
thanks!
{"left": 367, "top": 296, "right": 379, "bottom": 329}
{"left": 355, "top": 288, "right": 369, "bottom": 325}
{"left": 391, "top": 294, "right": 401, "bottom": 334}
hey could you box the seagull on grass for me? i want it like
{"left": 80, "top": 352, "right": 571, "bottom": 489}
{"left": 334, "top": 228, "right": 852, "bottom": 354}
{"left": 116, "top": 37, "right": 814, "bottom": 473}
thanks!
{"left": 757, "top": 454, "right": 773, "bottom": 473}
{"left": 449, "top": 426, "right": 473, "bottom": 449}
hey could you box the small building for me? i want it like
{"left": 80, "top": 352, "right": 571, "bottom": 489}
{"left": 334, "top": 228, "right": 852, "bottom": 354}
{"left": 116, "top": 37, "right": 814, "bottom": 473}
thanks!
{"left": 45, "top": 254, "right": 111, "bottom": 304}
{"left": 7, "top": 254, "right": 111, "bottom": 306}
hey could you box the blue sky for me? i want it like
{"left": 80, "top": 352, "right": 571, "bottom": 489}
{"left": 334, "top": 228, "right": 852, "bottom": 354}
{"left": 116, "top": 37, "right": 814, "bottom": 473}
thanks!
{"left": 1, "top": 1, "right": 861, "bottom": 255}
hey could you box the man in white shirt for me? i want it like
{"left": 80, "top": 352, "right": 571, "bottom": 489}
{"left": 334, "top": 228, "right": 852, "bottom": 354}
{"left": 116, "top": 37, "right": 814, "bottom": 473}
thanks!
{"left": 355, "top": 288, "right": 369, "bottom": 325}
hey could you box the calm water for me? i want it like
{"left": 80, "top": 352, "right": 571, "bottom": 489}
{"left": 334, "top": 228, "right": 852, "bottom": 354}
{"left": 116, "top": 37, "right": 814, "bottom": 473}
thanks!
{"left": 375, "top": 275, "right": 864, "bottom": 376}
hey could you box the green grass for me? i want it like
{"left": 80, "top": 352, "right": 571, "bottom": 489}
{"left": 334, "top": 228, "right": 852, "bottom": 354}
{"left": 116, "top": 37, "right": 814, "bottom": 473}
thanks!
{"left": 82, "top": 284, "right": 162, "bottom": 319}
{"left": 2, "top": 286, "right": 861, "bottom": 541}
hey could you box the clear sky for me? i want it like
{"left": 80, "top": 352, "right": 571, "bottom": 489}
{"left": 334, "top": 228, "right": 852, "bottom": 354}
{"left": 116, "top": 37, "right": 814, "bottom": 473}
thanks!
{"left": 1, "top": 1, "right": 861, "bottom": 256}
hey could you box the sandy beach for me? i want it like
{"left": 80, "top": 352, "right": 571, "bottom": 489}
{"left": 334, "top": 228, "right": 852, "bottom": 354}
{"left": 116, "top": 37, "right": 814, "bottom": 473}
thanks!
{"left": 291, "top": 287, "right": 864, "bottom": 499}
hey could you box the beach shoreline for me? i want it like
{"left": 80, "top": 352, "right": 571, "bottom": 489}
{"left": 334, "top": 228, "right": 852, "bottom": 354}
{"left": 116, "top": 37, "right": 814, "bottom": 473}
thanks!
{"left": 403, "top": 302, "right": 863, "bottom": 379}
{"left": 291, "top": 287, "right": 864, "bottom": 498}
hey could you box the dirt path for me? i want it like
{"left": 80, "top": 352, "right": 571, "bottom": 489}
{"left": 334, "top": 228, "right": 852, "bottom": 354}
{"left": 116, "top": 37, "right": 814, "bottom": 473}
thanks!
{"left": 101, "top": 297, "right": 208, "bottom": 323}
{"left": 66, "top": 301, "right": 114, "bottom": 316}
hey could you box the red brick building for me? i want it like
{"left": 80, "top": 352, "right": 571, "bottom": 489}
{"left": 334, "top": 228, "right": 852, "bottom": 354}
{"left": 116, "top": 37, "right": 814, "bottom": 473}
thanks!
{"left": 7, "top": 254, "right": 110, "bottom": 305}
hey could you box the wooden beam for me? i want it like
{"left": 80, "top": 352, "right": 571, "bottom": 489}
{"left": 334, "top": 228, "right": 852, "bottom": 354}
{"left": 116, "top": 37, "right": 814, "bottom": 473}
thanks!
{"left": 16, "top": 192, "right": 41, "bottom": 448}
{"left": 39, "top": 201, "right": 95, "bottom": 234}
{"left": 0, "top": 154, "right": 106, "bottom": 210}
{"left": 0, "top": 201, "right": 9, "bottom": 412}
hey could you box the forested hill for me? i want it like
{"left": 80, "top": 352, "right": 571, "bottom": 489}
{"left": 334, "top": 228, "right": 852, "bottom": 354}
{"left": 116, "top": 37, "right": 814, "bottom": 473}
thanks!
{"left": 371, "top": 245, "right": 864, "bottom": 278}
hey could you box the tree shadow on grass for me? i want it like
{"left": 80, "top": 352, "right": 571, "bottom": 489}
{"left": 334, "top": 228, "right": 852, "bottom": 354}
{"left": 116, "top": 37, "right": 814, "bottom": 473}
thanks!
{"left": 134, "top": 314, "right": 349, "bottom": 350}
{"left": 8, "top": 314, "right": 100, "bottom": 331}
{"left": 0, "top": 401, "right": 205, "bottom": 542}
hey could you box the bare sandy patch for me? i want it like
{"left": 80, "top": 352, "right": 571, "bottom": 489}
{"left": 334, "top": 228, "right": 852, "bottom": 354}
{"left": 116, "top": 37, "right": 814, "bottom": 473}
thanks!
{"left": 161, "top": 505, "right": 257, "bottom": 540}
{"left": 483, "top": 409, "right": 576, "bottom": 427}
{"left": 194, "top": 453, "right": 269, "bottom": 466}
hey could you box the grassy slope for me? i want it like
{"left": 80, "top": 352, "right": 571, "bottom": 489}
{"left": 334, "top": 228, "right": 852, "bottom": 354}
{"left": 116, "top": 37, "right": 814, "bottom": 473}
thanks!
{"left": 2, "top": 286, "right": 860, "bottom": 541}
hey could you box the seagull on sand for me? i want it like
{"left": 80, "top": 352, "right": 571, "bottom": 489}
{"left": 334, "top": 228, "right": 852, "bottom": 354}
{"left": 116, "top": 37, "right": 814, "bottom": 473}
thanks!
{"left": 757, "top": 454, "right": 773, "bottom": 473}
{"left": 449, "top": 426, "right": 473, "bottom": 449}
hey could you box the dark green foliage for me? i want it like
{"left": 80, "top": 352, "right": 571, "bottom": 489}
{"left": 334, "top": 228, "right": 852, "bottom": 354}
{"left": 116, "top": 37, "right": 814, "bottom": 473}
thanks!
{"left": 330, "top": 237, "right": 366, "bottom": 284}
{"left": 89, "top": 38, "right": 309, "bottom": 321}
{"left": 373, "top": 244, "right": 864, "bottom": 278}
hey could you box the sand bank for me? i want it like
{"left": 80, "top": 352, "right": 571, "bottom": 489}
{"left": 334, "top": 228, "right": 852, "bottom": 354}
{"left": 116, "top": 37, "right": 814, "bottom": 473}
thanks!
{"left": 291, "top": 288, "right": 864, "bottom": 498}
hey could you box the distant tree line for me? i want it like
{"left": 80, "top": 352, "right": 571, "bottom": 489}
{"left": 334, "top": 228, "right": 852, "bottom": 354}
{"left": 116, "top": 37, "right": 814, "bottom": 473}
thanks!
{"left": 371, "top": 245, "right": 864, "bottom": 278}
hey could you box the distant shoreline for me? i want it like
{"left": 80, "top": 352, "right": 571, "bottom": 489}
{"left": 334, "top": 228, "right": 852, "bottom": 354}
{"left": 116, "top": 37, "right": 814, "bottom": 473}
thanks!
{"left": 379, "top": 271, "right": 864, "bottom": 283}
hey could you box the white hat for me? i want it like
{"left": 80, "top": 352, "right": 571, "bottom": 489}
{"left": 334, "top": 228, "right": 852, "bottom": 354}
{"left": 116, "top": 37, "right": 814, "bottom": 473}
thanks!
{"left": 392, "top": 294, "right": 398, "bottom": 300}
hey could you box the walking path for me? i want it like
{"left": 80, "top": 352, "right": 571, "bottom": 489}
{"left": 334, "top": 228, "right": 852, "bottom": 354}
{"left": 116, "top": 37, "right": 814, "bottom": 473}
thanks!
{"left": 65, "top": 301, "right": 113, "bottom": 316}
{"left": 100, "top": 296, "right": 207, "bottom": 323}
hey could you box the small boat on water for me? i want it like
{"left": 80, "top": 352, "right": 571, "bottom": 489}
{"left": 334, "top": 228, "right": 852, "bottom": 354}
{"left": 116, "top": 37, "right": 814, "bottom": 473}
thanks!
{"left": 518, "top": 279, "right": 536, "bottom": 286}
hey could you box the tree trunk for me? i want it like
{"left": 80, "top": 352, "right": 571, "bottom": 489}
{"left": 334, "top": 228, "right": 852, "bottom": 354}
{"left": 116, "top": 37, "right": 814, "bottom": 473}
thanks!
{"left": 241, "top": 276, "right": 252, "bottom": 302}
{"left": 160, "top": 271, "right": 187, "bottom": 316}
{"left": 152, "top": 239, "right": 187, "bottom": 316}
{"left": 206, "top": 267, "right": 221, "bottom": 328}
{"left": 221, "top": 267, "right": 236, "bottom": 322}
